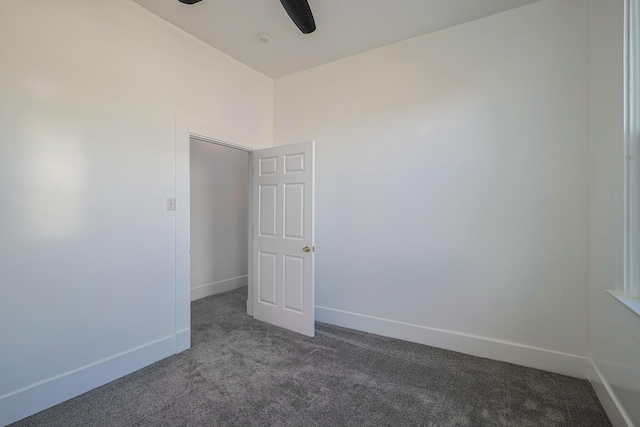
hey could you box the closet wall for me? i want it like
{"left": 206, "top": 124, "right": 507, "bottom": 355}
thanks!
{"left": 190, "top": 138, "right": 249, "bottom": 300}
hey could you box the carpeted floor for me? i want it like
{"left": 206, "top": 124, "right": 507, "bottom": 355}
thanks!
{"left": 13, "top": 288, "right": 611, "bottom": 427}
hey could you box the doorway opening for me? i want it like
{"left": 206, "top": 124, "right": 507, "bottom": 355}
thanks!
{"left": 175, "top": 117, "right": 315, "bottom": 348}
{"left": 189, "top": 136, "right": 253, "bottom": 324}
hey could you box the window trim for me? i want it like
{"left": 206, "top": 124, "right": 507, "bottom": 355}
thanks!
{"left": 624, "top": 0, "right": 640, "bottom": 300}
{"left": 608, "top": 290, "right": 640, "bottom": 319}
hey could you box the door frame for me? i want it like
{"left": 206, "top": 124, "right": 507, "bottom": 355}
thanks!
{"left": 175, "top": 114, "right": 265, "bottom": 352}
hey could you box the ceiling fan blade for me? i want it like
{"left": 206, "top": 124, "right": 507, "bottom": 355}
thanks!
{"left": 279, "top": 0, "right": 316, "bottom": 34}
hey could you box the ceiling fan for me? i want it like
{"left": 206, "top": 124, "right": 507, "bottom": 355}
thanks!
{"left": 178, "top": 0, "right": 316, "bottom": 34}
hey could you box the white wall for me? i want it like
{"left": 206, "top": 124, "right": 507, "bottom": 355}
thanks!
{"left": 275, "top": 0, "right": 591, "bottom": 376}
{"left": 588, "top": 0, "right": 640, "bottom": 425}
{"left": 0, "top": 1, "right": 272, "bottom": 424}
{"left": 4, "top": 0, "right": 636, "bottom": 424}
{"left": 190, "top": 139, "right": 249, "bottom": 300}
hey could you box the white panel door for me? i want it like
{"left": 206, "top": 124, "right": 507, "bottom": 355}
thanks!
{"left": 252, "top": 141, "right": 315, "bottom": 336}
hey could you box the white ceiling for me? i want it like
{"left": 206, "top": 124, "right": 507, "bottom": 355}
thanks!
{"left": 132, "top": 0, "right": 541, "bottom": 78}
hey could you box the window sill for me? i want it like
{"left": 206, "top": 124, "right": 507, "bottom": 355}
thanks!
{"left": 607, "top": 290, "right": 640, "bottom": 319}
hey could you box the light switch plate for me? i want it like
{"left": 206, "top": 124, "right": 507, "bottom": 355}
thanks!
{"left": 167, "top": 198, "right": 176, "bottom": 211}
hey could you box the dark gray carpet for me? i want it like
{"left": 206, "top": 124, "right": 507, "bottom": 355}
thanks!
{"left": 13, "top": 288, "right": 611, "bottom": 427}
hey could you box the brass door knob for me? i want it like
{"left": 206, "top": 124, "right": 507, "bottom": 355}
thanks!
{"left": 303, "top": 246, "right": 312, "bottom": 252}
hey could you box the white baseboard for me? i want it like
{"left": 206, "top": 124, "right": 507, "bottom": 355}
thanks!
{"left": 176, "top": 327, "right": 191, "bottom": 353}
{"left": 191, "top": 275, "right": 247, "bottom": 301}
{"left": 0, "top": 334, "right": 180, "bottom": 426}
{"left": 316, "top": 306, "right": 589, "bottom": 379}
{"left": 589, "top": 360, "right": 633, "bottom": 427}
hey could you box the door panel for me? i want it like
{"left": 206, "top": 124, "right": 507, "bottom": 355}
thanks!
{"left": 284, "top": 183, "right": 304, "bottom": 239}
{"left": 258, "top": 252, "right": 277, "bottom": 305}
{"left": 259, "top": 156, "right": 278, "bottom": 176}
{"left": 284, "top": 153, "right": 305, "bottom": 173}
{"left": 259, "top": 185, "right": 277, "bottom": 237}
{"left": 283, "top": 255, "right": 304, "bottom": 313}
{"left": 252, "top": 141, "right": 315, "bottom": 337}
